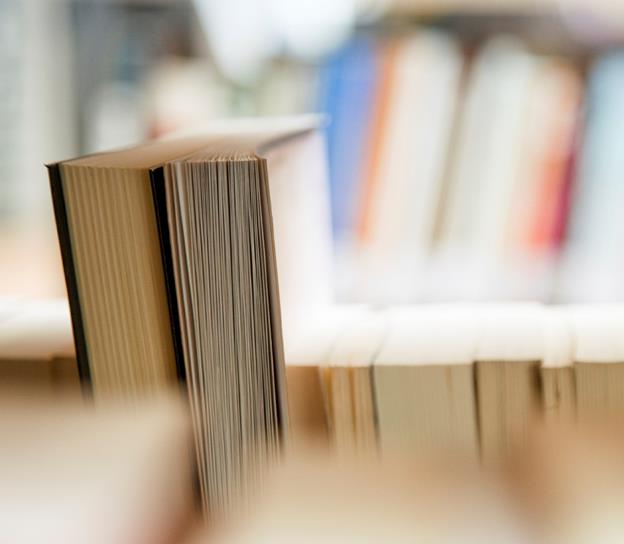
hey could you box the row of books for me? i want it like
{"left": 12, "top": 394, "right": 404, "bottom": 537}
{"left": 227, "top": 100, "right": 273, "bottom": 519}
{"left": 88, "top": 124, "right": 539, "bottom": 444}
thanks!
{"left": 5, "top": 294, "right": 624, "bottom": 470}
{"left": 287, "top": 302, "right": 624, "bottom": 465}
{"left": 318, "top": 32, "right": 624, "bottom": 303}
{"left": 64, "top": 27, "right": 624, "bottom": 307}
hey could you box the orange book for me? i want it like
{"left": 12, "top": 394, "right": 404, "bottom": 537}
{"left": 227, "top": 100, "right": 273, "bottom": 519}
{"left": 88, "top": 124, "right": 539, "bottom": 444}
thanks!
{"left": 356, "top": 41, "right": 399, "bottom": 243}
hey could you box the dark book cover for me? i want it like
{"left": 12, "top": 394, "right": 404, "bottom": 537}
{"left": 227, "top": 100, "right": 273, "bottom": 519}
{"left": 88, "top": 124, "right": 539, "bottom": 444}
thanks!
{"left": 46, "top": 163, "right": 92, "bottom": 391}
{"left": 150, "top": 166, "right": 186, "bottom": 384}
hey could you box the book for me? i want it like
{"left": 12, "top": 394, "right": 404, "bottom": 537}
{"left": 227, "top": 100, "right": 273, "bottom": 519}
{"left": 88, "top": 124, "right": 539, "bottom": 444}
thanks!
{"left": 474, "top": 305, "right": 544, "bottom": 465}
{"left": 569, "top": 306, "right": 624, "bottom": 424}
{"left": 0, "top": 298, "right": 79, "bottom": 394}
{"left": 436, "top": 37, "right": 540, "bottom": 299}
{"left": 559, "top": 52, "right": 624, "bottom": 302}
{"left": 515, "top": 60, "right": 581, "bottom": 255}
{"left": 374, "top": 306, "right": 480, "bottom": 461}
{"left": 48, "top": 116, "right": 329, "bottom": 516}
{"left": 356, "top": 32, "right": 462, "bottom": 303}
{"left": 325, "top": 309, "right": 386, "bottom": 456}
{"left": 284, "top": 305, "right": 368, "bottom": 451}
{"left": 503, "top": 59, "right": 582, "bottom": 300}
{"left": 356, "top": 41, "right": 399, "bottom": 244}
{"left": 540, "top": 308, "right": 576, "bottom": 424}
{"left": 317, "top": 38, "right": 379, "bottom": 243}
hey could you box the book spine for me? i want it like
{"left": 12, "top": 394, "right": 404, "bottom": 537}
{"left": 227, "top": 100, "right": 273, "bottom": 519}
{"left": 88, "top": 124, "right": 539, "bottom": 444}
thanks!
{"left": 46, "top": 163, "right": 92, "bottom": 391}
{"left": 149, "top": 167, "right": 186, "bottom": 384}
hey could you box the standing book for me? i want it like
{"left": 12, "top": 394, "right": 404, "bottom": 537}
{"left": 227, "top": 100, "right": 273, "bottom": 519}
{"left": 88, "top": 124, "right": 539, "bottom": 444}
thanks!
{"left": 47, "top": 116, "right": 331, "bottom": 517}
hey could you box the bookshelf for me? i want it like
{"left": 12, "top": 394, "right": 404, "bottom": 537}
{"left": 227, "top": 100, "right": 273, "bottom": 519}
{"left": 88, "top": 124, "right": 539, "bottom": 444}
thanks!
{"left": 3, "top": 2, "right": 624, "bottom": 540}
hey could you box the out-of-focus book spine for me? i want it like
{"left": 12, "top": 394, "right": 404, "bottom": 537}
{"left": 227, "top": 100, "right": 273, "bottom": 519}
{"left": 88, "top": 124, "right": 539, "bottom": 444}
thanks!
{"left": 434, "top": 37, "right": 539, "bottom": 300}
{"left": 559, "top": 52, "right": 624, "bottom": 302}
{"left": 521, "top": 62, "right": 582, "bottom": 254}
{"left": 317, "top": 38, "right": 380, "bottom": 243}
{"left": 502, "top": 59, "right": 582, "bottom": 300}
{"left": 355, "top": 32, "right": 462, "bottom": 303}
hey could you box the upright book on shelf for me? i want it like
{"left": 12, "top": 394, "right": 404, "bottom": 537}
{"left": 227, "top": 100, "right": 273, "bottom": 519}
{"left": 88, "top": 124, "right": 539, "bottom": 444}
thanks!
{"left": 324, "top": 309, "right": 385, "bottom": 456}
{"left": 283, "top": 305, "right": 367, "bottom": 450}
{"left": 474, "top": 305, "right": 544, "bottom": 466}
{"left": 569, "top": 306, "right": 624, "bottom": 423}
{"left": 374, "top": 305, "right": 480, "bottom": 462}
{"left": 47, "top": 116, "right": 333, "bottom": 517}
{"left": 540, "top": 308, "right": 576, "bottom": 424}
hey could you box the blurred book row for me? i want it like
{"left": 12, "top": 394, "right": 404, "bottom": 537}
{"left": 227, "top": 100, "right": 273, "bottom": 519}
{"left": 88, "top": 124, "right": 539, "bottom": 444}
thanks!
{"left": 40, "top": 27, "right": 624, "bottom": 304}
{"left": 321, "top": 33, "right": 624, "bottom": 304}
{"left": 6, "top": 1, "right": 624, "bottom": 305}
{"left": 286, "top": 302, "right": 624, "bottom": 466}
{"left": 6, "top": 296, "right": 624, "bottom": 469}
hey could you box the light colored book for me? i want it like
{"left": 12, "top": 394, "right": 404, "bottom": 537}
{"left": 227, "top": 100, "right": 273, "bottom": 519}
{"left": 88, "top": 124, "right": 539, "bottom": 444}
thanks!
{"left": 284, "top": 305, "right": 369, "bottom": 451}
{"left": 325, "top": 309, "right": 387, "bottom": 456}
{"left": 568, "top": 306, "right": 624, "bottom": 423}
{"left": 559, "top": 53, "right": 624, "bottom": 302}
{"left": 357, "top": 32, "right": 462, "bottom": 303}
{"left": 540, "top": 308, "right": 576, "bottom": 424}
{"left": 374, "top": 305, "right": 481, "bottom": 461}
{"left": 503, "top": 59, "right": 582, "bottom": 300}
{"left": 474, "top": 304, "right": 544, "bottom": 465}
{"left": 436, "top": 37, "right": 540, "bottom": 299}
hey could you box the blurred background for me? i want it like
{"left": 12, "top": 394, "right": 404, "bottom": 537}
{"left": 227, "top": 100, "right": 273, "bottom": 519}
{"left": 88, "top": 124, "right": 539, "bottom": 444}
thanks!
{"left": 3, "top": 0, "right": 624, "bottom": 304}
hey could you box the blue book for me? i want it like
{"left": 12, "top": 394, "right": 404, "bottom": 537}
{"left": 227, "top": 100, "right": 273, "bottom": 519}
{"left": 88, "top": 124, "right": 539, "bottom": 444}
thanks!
{"left": 562, "top": 51, "right": 624, "bottom": 300}
{"left": 317, "top": 38, "right": 379, "bottom": 244}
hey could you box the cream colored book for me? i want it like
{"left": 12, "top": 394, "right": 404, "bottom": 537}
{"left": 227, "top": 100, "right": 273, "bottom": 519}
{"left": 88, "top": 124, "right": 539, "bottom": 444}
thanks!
{"left": 540, "top": 308, "right": 576, "bottom": 424}
{"left": 475, "top": 304, "right": 544, "bottom": 465}
{"left": 325, "top": 310, "right": 387, "bottom": 456}
{"left": 569, "top": 306, "right": 624, "bottom": 423}
{"left": 374, "top": 305, "right": 481, "bottom": 461}
{"left": 436, "top": 38, "right": 540, "bottom": 299}
{"left": 284, "top": 305, "right": 368, "bottom": 451}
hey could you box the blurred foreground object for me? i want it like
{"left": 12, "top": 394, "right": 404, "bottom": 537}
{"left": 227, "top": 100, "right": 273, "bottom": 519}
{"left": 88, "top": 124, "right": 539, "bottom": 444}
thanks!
{"left": 206, "top": 454, "right": 528, "bottom": 544}
{"left": 518, "top": 422, "right": 624, "bottom": 544}
{"left": 0, "top": 395, "right": 194, "bottom": 544}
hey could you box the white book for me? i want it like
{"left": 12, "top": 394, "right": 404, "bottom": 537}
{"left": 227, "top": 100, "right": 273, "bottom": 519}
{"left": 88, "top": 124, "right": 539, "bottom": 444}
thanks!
{"left": 567, "top": 305, "right": 624, "bottom": 421}
{"left": 436, "top": 38, "right": 540, "bottom": 299}
{"left": 360, "top": 32, "right": 462, "bottom": 302}
{"left": 559, "top": 53, "right": 624, "bottom": 302}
